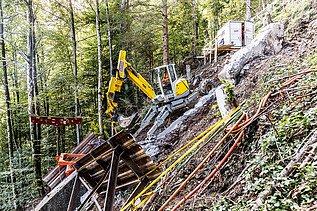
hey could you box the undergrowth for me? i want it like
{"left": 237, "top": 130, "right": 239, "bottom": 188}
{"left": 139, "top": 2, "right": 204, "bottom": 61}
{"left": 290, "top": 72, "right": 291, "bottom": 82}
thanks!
{"left": 211, "top": 53, "right": 317, "bottom": 210}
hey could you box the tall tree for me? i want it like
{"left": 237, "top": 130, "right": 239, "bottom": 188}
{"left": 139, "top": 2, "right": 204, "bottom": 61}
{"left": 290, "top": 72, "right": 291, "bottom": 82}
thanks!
{"left": 0, "top": 0, "right": 17, "bottom": 207}
{"left": 11, "top": 46, "right": 22, "bottom": 147}
{"left": 69, "top": 0, "right": 81, "bottom": 144}
{"left": 95, "top": 0, "right": 103, "bottom": 136}
{"left": 26, "top": 0, "right": 44, "bottom": 196}
{"left": 191, "top": 0, "right": 198, "bottom": 56}
{"left": 162, "top": 0, "right": 169, "bottom": 65}
{"left": 105, "top": 0, "right": 113, "bottom": 70}
{"left": 33, "top": 17, "right": 41, "bottom": 145}
{"left": 246, "top": 0, "right": 251, "bottom": 20}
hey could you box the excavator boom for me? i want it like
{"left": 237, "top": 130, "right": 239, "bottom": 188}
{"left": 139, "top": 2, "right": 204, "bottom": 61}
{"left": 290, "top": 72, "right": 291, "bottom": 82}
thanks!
{"left": 106, "top": 50, "right": 156, "bottom": 121}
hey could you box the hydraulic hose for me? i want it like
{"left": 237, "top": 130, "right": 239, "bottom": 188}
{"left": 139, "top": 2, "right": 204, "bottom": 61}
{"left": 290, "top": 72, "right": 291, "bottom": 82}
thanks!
{"left": 158, "top": 113, "right": 246, "bottom": 210}
{"left": 171, "top": 130, "right": 245, "bottom": 210}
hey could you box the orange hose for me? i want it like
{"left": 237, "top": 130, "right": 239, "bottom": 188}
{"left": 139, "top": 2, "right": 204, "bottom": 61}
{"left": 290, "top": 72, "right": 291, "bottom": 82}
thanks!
{"left": 280, "top": 70, "right": 312, "bottom": 88}
{"left": 158, "top": 113, "right": 246, "bottom": 211}
{"left": 155, "top": 70, "right": 313, "bottom": 210}
{"left": 171, "top": 130, "right": 245, "bottom": 210}
{"left": 227, "top": 91, "right": 272, "bottom": 133}
{"left": 169, "top": 70, "right": 312, "bottom": 209}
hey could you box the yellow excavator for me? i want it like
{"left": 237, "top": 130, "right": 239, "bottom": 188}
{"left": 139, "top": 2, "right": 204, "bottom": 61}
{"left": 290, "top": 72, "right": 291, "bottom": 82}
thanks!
{"left": 106, "top": 50, "right": 198, "bottom": 139}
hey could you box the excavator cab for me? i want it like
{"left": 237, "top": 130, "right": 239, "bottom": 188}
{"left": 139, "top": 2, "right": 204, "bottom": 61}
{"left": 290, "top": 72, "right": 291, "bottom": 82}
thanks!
{"left": 152, "top": 64, "right": 190, "bottom": 103}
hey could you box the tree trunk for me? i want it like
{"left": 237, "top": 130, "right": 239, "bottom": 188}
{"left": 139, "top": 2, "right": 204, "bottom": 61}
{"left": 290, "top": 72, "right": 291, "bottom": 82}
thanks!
{"left": 12, "top": 44, "right": 21, "bottom": 148}
{"left": 61, "top": 126, "right": 65, "bottom": 153}
{"left": 26, "top": 0, "right": 44, "bottom": 196}
{"left": 32, "top": 19, "right": 41, "bottom": 141}
{"left": 69, "top": 0, "right": 81, "bottom": 144}
{"left": 162, "top": 0, "right": 169, "bottom": 65}
{"left": 95, "top": 0, "right": 104, "bottom": 136}
{"left": 105, "top": 0, "right": 113, "bottom": 70}
{"left": 246, "top": 0, "right": 251, "bottom": 20}
{"left": 121, "top": 0, "right": 129, "bottom": 10}
{"left": 0, "top": 0, "right": 17, "bottom": 207}
{"left": 191, "top": 0, "right": 197, "bottom": 57}
{"left": 56, "top": 127, "right": 61, "bottom": 155}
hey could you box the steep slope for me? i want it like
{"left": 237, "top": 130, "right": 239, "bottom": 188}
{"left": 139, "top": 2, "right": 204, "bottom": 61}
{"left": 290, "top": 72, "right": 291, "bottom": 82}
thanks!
{"left": 126, "top": 1, "right": 317, "bottom": 210}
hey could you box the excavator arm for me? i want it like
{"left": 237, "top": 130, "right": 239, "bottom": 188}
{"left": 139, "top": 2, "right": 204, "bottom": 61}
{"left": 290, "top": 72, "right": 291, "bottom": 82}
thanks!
{"left": 106, "top": 50, "right": 156, "bottom": 120}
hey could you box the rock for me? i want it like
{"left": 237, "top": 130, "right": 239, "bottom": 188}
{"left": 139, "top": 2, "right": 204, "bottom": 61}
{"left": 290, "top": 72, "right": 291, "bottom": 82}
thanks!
{"left": 218, "top": 23, "right": 284, "bottom": 84}
{"left": 142, "top": 90, "right": 216, "bottom": 158}
{"left": 215, "top": 85, "right": 234, "bottom": 118}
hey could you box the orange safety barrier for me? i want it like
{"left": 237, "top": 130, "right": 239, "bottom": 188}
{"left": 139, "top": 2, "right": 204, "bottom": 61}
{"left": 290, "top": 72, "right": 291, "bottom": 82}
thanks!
{"left": 56, "top": 153, "right": 85, "bottom": 176}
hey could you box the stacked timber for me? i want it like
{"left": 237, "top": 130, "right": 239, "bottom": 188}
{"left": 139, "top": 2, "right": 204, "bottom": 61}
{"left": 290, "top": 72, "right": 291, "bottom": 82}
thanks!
{"left": 73, "top": 131, "right": 162, "bottom": 194}
{"left": 43, "top": 132, "right": 98, "bottom": 190}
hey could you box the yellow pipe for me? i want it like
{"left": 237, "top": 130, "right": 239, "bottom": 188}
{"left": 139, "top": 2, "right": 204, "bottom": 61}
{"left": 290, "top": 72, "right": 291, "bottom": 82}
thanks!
{"left": 121, "top": 106, "right": 240, "bottom": 211}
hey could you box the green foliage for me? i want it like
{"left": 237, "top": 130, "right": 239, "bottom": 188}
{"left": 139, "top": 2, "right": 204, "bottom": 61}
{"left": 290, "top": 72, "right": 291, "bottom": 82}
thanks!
{"left": 307, "top": 52, "right": 317, "bottom": 66}
{"left": 202, "top": 0, "right": 247, "bottom": 41}
{"left": 222, "top": 80, "right": 235, "bottom": 104}
{"left": 212, "top": 51, "right": 317, "bottom": 210}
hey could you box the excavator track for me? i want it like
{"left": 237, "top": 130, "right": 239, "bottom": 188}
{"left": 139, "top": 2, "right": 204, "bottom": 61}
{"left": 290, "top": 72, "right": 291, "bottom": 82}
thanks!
{"left": 134, "top": 90, "right": 199, "bottom": 139}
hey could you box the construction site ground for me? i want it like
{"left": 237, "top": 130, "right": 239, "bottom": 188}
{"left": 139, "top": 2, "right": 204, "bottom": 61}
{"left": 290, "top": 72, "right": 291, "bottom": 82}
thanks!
{"left": 122, "top": 2, "right": 317, "bottom": 210}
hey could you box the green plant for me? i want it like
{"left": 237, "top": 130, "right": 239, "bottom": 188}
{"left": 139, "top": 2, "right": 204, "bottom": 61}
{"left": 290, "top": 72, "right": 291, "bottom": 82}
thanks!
{"left": 222, "top": 80, "right": 235, "bottom": 105}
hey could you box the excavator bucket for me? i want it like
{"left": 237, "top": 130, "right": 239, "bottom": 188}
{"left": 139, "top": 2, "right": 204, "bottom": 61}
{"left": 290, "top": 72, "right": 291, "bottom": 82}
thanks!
{"left": 118, "top": 113, "right": 139, "bottom": 128}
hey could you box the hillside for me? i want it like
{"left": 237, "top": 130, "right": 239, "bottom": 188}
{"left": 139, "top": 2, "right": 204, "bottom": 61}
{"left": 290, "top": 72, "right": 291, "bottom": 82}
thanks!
{"left": 123, "top": 0, "right": 317, "bottom": 210}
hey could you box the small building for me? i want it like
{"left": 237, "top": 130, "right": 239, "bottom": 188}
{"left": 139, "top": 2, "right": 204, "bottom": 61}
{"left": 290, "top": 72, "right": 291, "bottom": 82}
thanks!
{"left": 217, "top": 20, "right": 254, "bottom": 48}
{"left": 199, "top": 20, "right": 255, "bottom": 64}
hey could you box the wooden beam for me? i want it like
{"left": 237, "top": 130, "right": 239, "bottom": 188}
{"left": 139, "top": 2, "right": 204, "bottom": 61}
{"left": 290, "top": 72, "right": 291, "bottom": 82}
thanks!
{"left": 31, "top": 115, "right": 82, "bottom": 126}
{"left": 107, "top": 132, "right": 144, "bottom": 178}
{"left": 104, "top": 150, "right": 121, "bottom": 211}
{"left": 121, "top": 177, "right": 149, "bottom": 210}
{"left": 77, "top": 171, "right": 108, "bottom": 211}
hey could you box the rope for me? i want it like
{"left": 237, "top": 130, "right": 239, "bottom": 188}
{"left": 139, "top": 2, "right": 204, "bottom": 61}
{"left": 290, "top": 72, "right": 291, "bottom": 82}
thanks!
{"left": 132, "top": 110, "right": 243, "bottom": 210}
{"left": 159, "top": 113, "right": 247, "bottom": 210}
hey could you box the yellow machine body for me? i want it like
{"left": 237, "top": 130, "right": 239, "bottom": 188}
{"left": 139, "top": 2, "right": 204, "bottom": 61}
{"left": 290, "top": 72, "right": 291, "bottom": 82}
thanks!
{"left": 175, "top": 79, "right": 189, "bottom": 96}
{"left": 106, "top": 50, "right": 190, "bottom": 122}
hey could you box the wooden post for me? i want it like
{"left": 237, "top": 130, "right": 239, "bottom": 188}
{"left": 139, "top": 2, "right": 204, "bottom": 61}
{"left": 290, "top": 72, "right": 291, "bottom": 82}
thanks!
{"left": 214, "top": 37, "right": 218, "bottom": 63}
{"left": 104, "top": 150, "right": 121, "bottom": 211}
{"left": 186, "top": 65, "right": 191, "bottom": 81}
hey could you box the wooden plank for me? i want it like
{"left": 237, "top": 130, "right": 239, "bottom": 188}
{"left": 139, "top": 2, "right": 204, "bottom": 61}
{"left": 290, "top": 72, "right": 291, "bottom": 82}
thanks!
{"left": 107, "top": 131, "right": 145, "bottom": 178}
{"left": 43, "top": 132, "right": 97, "bottom": 185}
{"left": 104, "top": 150, "right": 121, "bottom": 211}
{"left": 122, "top": 177, "right": 149, "bottom": 210}
{"left": 72, "top": 131, "right": 162, "bottom": 198}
